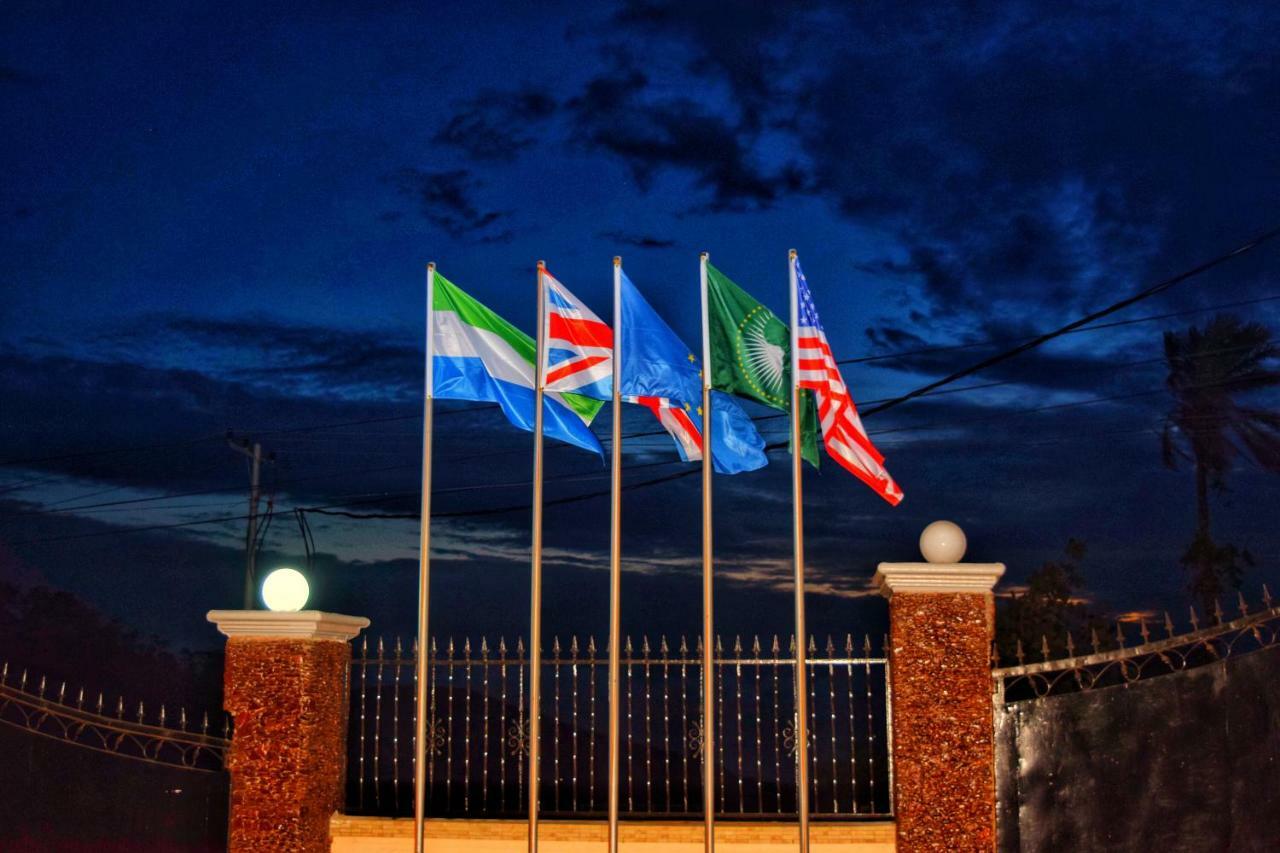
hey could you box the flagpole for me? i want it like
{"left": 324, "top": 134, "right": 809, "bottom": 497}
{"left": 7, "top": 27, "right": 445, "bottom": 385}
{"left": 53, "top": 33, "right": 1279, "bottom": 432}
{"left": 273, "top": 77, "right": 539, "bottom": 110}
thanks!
{"left": 788, "top": 249, "right": 811, "bottom": 853}
{"left": 698, "top": 251, "right": 716, "bottom": 853}
{"left": 607, "top": 256, "right": 624, "bottom": 853}
{"left": 413, "top": 263, "right": 436, "bottom": 853}
{"left": 528, "top": 260, "right": 547, "bottom": 853}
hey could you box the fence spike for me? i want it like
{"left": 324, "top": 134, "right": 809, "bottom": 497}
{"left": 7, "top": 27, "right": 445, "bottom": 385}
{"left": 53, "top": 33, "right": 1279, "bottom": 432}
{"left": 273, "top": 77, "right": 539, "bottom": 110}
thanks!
{"left": 569, "top": 636, "right": 578, "bottom": 656}
{"left": 116, "top": 697, "right": 124, "bottom": 719}
{"left": 180, "top": 707, "right": 188, "bottom": 730}
{"left": 1263, "top": 583, "right": 1273, "bottom": 609}
{"left": 695, "top": 634, "right": 703, "bottom": 654}
{"left": 789, "top": 634, "right": 796, "bottom": 655}
{"left": 752, "top": 635, "right": 761, "bottom": 656}
{"left": 96, "top": 693, "right": 104, "bottom": 715}
{"left": 465, "top": 637, "right": 473, "bottom": 658}
{"left": 1164, "top": 611, "right": 1175, "bottom": 637}
{"left": 223, "top": 717, "right": 230, "bottom": 739}
{"left": 58, "top": 681, "right": 66, "bottom": 703}
{"left": 1189, "top": 605, "right": 1200, "bottom": 632}
{"left": 0, "top": 662, "right": 6, "bottom": 685}
{"left": 1237, "top": 591, "right": 1249, "bottom": 618}
{"left": 137, "top": 701, "right": 145, "bottom": 724}
{"left": 1040, "top": 635, "right": 1051, "bottom": 661}
{"left": 1090, "top": 626, "right": 1101, "bottom": 654}
{"left": 625, "top": 635, "right": 633, "bottom": 655}
{"left": 377, "top": 636, "right": 385, "bottom": 657}
{"left": 1114, "top": 622, "right": 1125, "bottom": 648}
{"left": 844, "top": 633, "right": 854, "bottom": 655}
{"left": 1138, "top": 619, "right": 1150, "bottom": 645}
{"left": 1212, "top": 598, "right": 1224, "bottom": 625}
{"left": 499, "top": 636, "right": 508, "bottom": 656}
{"left": 19, "top": 669, "right": 27, "bottom": 691}
{"left": 771, "top": 635, "right": 780, "bottom": 655}
{"left": 1065, "top": 631, "right": 1076, "bottom": 657}
{"left": 732, "top": 635, "right": 741, "bottom": 655}
{"left": 864, "top": 634, "right": 873, "bottom": 657}
{"left": 412, "top": 636, "right": 419, "bottom": 656}
{"left": 826, "top": 635, "right": 836, "bottom": 656}
{"left": 202, "top": 711, "right": 209, "bottom": 735}
{"left": 447, "top": 637, "right": 455, "bottom": 657}
{"left": 586, "top": 636, "right": 595, "bottom": 656}
{"left": 38, "top": 676, "right": 46, "bottom": 698}
{"left": 642, "top": 635, "right": 651, "bottom": 657}
{"left": 1015, "top": 638, "right": 1025, "bottom": 665}
{"left": 716, "top": 634, "right": 723, "bottom": 654}
{"left": 661, "top": 635, "right": 670, "bottom": 656}
{"left": 76, "top": 687, "right": 84, "bottom": 710}
{"left": 680, "top": 635, "right": 689, "bottom": 655}
{"left": 431, "top": 636, "right": 438, "bottom": 655}
{"left": 808, "top": 634, "right": 817, "bottom": 654}
{"left": 159, "top": 705, "right": 167, "bottom": 726}
{"left": 990, "top": 642, "right": 1000, "bottom": 667}
{"left": 481, "top": 636, "right": 490, "bottom": 657}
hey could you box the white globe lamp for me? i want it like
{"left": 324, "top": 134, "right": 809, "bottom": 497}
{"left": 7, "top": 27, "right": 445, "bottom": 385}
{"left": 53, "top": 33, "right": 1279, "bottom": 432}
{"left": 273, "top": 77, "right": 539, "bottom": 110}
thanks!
{"left": 919, "top": 520, "right": 967, "bottom": 564}
{"left": 261, "top": 567, "right": 310, "bottom": 612}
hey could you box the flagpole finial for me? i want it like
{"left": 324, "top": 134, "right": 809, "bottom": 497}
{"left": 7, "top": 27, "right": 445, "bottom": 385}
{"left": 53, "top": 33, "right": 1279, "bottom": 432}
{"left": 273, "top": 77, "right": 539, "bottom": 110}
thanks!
{"left": 537, "top": 259, "right": 546, "bottom": 271}
{"left": 427, "top": 261, "right": 436, "bottom": 272}
{"left": 788, "top": 248, "right": 797, "bottom": 260}
{"left": 613, "top": 256, "right": 621, "bottom": 267}
{"left": 700, "top": 251, "right": 709, "bottom": 261}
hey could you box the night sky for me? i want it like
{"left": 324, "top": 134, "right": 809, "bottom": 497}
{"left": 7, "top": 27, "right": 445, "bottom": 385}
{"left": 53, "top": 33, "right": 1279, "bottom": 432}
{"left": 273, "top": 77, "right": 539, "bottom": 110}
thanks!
{"left": 2, "top": 1, "right": 1278, "bottom": 664}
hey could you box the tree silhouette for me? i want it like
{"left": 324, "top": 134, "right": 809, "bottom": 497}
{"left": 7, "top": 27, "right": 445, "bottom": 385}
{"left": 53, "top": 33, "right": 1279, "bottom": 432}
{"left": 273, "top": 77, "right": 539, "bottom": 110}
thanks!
{"left": 1162, "top": 314, "right": 1280, "bottom": 609}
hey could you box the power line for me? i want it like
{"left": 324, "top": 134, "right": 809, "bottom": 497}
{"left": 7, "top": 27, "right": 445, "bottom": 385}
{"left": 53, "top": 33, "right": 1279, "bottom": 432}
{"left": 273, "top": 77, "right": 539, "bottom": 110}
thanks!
{"left": 860, "top": 224, "right": 1280, "bottom": 415}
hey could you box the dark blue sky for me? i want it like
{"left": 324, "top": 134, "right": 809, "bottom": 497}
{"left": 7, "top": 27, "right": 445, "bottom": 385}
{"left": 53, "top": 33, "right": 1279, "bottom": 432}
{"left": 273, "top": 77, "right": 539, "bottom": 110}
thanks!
{"left": 2, "top": 1, "right": 1278, "bottom": 656}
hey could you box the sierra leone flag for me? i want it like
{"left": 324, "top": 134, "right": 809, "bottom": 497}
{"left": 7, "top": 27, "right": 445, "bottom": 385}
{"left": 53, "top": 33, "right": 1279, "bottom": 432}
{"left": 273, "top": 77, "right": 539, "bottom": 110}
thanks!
{"left": 433, "top": 272, "right": 604, "bottom": 455}
{"left": 705, "top": 262, "right": 821, "bottom": 467}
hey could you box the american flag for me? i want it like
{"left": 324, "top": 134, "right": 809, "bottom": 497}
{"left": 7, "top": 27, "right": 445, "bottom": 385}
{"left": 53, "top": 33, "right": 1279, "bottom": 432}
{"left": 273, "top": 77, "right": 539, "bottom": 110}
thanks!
{"left": 541, "top": 270, "right": 612, "bottom": 401}
{"left": 794, "top": 259, "right": 903, "bottom": 505}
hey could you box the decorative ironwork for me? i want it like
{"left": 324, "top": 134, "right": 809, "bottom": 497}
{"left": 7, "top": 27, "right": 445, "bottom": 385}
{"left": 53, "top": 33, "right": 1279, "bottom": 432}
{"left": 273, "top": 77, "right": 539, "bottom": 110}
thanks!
{"left": 994, "top": 588, "right": 1280, "bottom": 704}
{"left": 345, "top": 632, "right": 892, "bottom": 818}
{"left": 0, "top": 662, "right": 228, "bottom": 772}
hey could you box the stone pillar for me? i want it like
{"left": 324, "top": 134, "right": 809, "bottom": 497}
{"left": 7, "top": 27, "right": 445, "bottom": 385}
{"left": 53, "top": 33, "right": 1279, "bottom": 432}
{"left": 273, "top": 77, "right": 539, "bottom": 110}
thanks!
{"left": 873, "top": 521, "right": 1004, "bottom": 853}
{"left": 207, "top": 610, "right": 369, "bottom": 853}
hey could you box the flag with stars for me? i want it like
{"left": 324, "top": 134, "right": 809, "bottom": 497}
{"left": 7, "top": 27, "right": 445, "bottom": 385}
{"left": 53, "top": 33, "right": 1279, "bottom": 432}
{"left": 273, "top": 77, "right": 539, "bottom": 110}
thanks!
{"left": 618, "top": 271, "right": 767, "bottom": 474}
{"left": 794, "top": 258, "right": 903, "bottom": 504}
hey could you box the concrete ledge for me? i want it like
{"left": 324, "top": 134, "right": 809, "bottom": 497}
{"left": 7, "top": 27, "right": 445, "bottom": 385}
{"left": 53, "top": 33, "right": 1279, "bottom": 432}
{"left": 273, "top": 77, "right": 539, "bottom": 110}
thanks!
{"left": 207, "top": 609, "right": 370, "bottom": 641}
{"left": 872, "top": 562, "right": 1005, "bottom": 598}
{"left": 330, "top": 816, "right": 896, "bottom": 851}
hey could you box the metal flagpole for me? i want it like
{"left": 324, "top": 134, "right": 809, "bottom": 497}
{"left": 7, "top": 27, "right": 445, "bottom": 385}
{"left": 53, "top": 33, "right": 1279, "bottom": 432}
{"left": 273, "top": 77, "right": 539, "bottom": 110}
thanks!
{"left": 528, "top": 260, "right": 548, "bottom": 853}
{"left": 788, "top": 249, "right": 811, "bottom": 853}
{"left": 698, "top": 251, "right": 716, "bottom": 852}
{"left": 413, "top": 263, "right": 436, "bottom": 853}
{"left": 607, "top": 256, "right": 624, "bottom": 853}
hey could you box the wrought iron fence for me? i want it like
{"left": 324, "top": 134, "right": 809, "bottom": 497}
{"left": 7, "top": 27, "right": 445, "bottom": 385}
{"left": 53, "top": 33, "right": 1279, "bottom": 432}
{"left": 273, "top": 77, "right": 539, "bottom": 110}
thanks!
{"left": 0, "top": 661, "right": 230, "bottom": 771}
{"left": 346, "top": 633, "right": 892, "bottom": 819}
{"left": 993, "top": 586, "right": 1280, "bottom": 703}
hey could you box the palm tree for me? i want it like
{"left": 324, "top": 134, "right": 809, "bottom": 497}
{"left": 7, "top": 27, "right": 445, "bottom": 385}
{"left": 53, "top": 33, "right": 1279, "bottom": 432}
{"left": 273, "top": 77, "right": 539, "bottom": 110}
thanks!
{"left": 1162, "top": 314, "right": 1280, "bottom": 609}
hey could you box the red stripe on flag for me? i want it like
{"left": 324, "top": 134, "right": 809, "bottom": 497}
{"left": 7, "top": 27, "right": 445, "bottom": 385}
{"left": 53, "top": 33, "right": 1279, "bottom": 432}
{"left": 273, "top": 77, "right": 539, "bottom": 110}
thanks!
{"left": 545, "top": 354, "right": 609, "bottom": 384}
{"left": 549, "top": 313, "right": 612, "bottom": 349}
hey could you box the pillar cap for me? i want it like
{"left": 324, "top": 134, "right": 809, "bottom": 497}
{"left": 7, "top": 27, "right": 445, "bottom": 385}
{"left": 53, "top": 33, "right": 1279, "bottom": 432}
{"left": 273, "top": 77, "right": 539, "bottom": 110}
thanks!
{"left": 873, "top": 562, "right": 1005, "bottom": 598}
{"left": 207, "top": 610, "right": 370, "bottom": 641}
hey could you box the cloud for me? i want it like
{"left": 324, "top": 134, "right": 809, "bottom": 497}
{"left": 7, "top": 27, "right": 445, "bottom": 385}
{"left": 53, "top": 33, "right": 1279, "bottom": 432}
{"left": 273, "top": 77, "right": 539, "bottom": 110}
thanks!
{"left": 598, "top": 230, "right": 676, "bottom": 249}
{"left": 566, "top": 64, "right": 808, "bottom": 212}
{"left": 384, "top": 168, "right": 512, "bottom": 241}
{"left": 433, "top": 88, "right": 557, "bottom": 161}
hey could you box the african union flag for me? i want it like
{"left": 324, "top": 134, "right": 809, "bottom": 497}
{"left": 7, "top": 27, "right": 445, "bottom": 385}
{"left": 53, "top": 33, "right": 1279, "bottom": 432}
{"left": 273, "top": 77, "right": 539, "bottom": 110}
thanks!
{"left": 704, "top": 262, "right": 820, "bottom": 467}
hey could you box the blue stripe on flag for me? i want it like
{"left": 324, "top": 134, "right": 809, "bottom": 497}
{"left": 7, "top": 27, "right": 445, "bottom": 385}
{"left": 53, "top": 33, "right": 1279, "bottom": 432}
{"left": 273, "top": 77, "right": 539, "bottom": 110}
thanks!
{"left": 433, "top": 354, "right": 603, "bottom": 456}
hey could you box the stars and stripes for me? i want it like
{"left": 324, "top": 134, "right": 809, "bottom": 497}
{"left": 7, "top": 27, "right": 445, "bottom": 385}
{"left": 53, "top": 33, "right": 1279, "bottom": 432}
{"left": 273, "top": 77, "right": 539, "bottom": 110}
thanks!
{"left": 794, "top": 259, "right": 903, "bottom": 505}
{"left": 541, "top": 270, "right": 612, "bottom": 400}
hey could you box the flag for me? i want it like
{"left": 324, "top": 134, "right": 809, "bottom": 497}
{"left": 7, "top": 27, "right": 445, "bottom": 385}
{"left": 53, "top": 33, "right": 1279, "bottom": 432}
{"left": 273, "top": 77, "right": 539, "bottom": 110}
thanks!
{"left": 704, "top": 262, "right": 821, "bottom": 467}
{"left": 432, "top": 272, "right": 604, "bottom": 455}
{"left": 542, "top": 270, "right": 613, "bottom": 401}
{"left": 794, "top": 259, "right": 903, "bottom": 505}
{"left": 619, "top": 270, "right": 767, "bottom": 474}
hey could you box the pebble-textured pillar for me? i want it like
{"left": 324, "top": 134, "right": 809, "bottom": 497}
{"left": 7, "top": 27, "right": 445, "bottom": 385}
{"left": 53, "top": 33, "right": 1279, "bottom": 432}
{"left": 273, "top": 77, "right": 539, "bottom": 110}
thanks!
{"left": 208, "top": 610, "right": 369, "bottom": 853}
{"left": 873, "top": 522, "right": 1004, "bottom": 853}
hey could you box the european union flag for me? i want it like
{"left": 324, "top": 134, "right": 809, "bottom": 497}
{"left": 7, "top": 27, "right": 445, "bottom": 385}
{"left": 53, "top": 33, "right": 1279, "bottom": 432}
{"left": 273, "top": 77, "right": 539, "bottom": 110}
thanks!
{"left": 618, "top": 271, "right": 768, "bottom": 474}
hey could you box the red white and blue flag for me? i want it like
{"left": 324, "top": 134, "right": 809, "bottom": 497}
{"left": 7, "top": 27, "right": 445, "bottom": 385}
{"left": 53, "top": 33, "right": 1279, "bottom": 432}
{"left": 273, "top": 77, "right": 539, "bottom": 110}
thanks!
{"left": 794, "top": 259, "right": 903, "bottom": 505}
{"left": 541, "top": 270, "right": 613, "bottom": 401}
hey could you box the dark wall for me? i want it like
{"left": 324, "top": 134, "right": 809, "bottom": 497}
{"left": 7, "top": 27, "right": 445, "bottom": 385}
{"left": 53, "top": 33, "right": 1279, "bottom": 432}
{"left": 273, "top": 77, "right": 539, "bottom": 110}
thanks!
{"left": 995, "top": 644, "right": 1280, "bottom": 852}
{"left": 0, "top": 725, "right": 228, "bottom": 852}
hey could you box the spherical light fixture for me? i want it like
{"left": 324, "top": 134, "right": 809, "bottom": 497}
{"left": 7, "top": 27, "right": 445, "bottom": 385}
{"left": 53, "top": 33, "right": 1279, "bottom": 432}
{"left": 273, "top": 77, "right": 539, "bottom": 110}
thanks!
{"left": 919, "top": 520, "right": 967, "bottom": 564}
{"left": 261, "top": 567, "right": 310, "bottom": 612}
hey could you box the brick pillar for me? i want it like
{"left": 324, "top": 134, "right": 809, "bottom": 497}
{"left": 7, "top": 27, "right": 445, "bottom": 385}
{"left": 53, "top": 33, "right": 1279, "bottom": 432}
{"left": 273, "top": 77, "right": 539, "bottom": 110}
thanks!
{"left": 207, "top": 610, "right": 369, "bottom": 853}
{"left": 873, "top": 521, "right": 1004, "bottom": 853}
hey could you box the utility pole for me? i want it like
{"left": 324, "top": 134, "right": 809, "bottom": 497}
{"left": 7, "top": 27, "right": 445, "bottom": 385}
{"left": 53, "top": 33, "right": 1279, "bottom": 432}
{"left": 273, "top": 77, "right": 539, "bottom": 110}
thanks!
{"left": 227, "top": 432, "right": 273, "bottom": 609}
